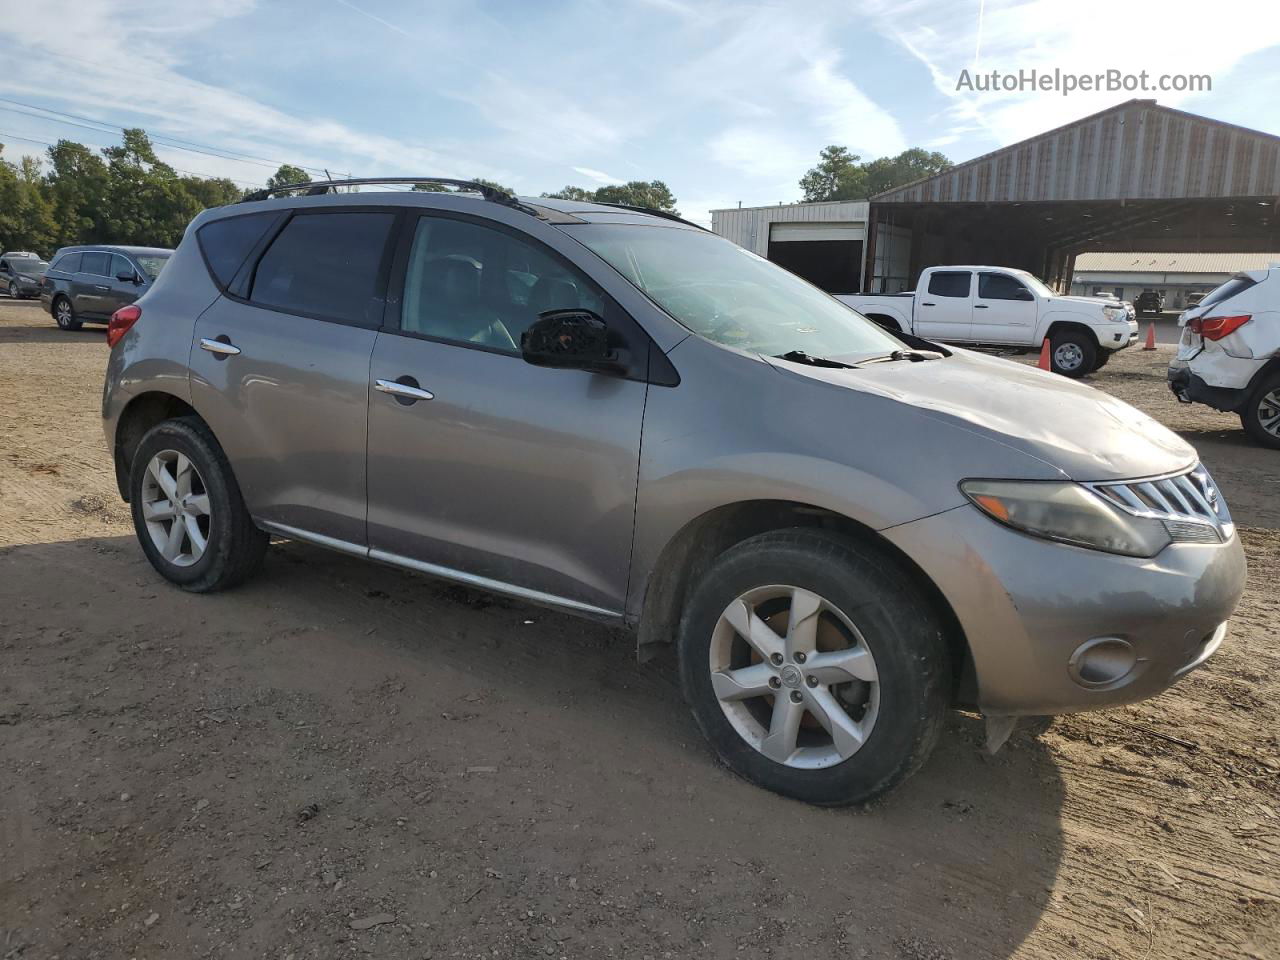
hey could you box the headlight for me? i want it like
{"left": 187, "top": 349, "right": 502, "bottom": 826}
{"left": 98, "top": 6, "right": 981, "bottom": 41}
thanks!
{"left": 960, "top": 479, "right": 1171, "bottom": 557}
{"left": 1103, "top": 305, "right": 1125, "bottom": 320}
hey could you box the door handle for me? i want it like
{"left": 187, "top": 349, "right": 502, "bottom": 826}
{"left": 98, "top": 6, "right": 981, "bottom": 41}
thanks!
{"left": 375, "top": 377, "right": 434, "bottom": 404}
{"left": 921, "top": 302, "right": 936, "bottom": 307}
{"left": 199, "top": 337, "right": 241, "bottom": 357}
{"left": 94, "top": 284, "right": 110, "bottom": 292}
{"left": 974, "top": 304, "right": 989, "bottom": 309}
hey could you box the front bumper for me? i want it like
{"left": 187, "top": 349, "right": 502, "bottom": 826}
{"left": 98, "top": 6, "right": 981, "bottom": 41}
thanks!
{"left": 1100, "top": 320, "right": 1139, "bottom": 352}
{"left": 883, "top": 503, "right": 1246, "bottom": 716}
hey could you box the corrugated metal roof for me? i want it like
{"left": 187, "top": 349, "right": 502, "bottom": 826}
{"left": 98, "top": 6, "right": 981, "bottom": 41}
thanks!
{"left": 873, "top": 100, "right": 1280, "bottom": 204}
{"left": 1074, "top": 252, "right": 1280, "bottom": 273}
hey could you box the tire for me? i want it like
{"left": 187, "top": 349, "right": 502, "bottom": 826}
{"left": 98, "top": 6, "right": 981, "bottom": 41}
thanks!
{"left": 676, "top": 528, "right": 951, "bottom": 806}
{"left": 1240, "top": 369, "right": 1280, "bottom": 450}
{"left": 53, "top": 296, "right": 82, "bottom": 330}
{"left": 1091, "top": 349, "right": 1112, "bottom": 372}
{"left": 7, "top": 281, "right": 17, "bottom": 299}
{"left": 129, "top": 417, "right": 268, "bottom": 592}
{"left": 1049, "top": 330, "right": 1096, "bottom": 378}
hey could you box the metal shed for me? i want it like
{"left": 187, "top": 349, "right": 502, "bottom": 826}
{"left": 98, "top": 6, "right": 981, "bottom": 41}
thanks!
{"left": 864, "top": 99, "right": 1280, "bottom": 292}
{"left": 711, "top": 200, "right": 869, "bottom": 292}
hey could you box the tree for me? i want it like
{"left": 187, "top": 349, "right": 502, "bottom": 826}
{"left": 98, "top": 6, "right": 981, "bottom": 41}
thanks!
{"left": 44, "top": 139, "right": 110, "bottom": 248}
{"left": 265, "top": 164, "right": 310, "bottom": 195}
{"left": 410, "top": 176, "right": 516, "bottom": 196}
{"left": 799, "top": 146, "right": 952, "bottom": 202}
{"left": 0, "top": 146, "right": 58, "bottom": 255}
{"left": 542, "top": 179, "right": 679, "bottom": 213}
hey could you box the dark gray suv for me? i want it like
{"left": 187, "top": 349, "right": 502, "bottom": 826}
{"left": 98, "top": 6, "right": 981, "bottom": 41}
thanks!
{"left": 100, "top": 178, "right": 1245, "bottom": 806}
{"left": 41, "top": 244, "right": 172, "bottom": 330}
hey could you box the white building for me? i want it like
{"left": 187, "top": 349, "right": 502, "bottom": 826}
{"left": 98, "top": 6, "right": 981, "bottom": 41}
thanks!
{"left": 711, "top": 200, "right": 871, "bottom": 294}
{"left": 1070, "top": 252, "right": 1280, "bottom": 310}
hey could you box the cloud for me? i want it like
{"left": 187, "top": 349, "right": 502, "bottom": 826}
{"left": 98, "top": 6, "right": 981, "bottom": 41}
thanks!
{"left": 332, "top": 0, "right": 412, "bottom": 37}
{"left": 572, "top": 166, "right": 623, "bottom": 185}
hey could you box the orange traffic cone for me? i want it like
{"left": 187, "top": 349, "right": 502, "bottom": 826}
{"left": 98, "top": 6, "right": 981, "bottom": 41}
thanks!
{"left": 1143, "top": 323, "right": 1157, "bottom": 350}
{"left": 1037, "top": 338, "right": 1051, "bottom": 371}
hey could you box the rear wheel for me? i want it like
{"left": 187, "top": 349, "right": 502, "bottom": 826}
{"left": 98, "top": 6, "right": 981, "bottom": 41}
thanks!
{"left": 129, "top": 417, "right": 268, "bottom": 592}
{"left": 7, "top": 281, "right": 18, "bottom": 299}
{"left": 1050, "top": 330, "right": 1096, "bottom": 378}
{"left": 53, "top": 296, "right": 81, "bottom": 330}
{"left": 1240, "top": 370, "right": 1280, "bottom": 450}
{"left": 677, "top": 529, "right": 951, "bottom": 806}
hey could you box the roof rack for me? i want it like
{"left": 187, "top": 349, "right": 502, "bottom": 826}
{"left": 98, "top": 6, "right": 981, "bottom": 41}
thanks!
{"left": 593, "top": 203, "right": 708, "bottom": 231}
{"left": 241, "top": 177, "right": 541, "bottom": 216}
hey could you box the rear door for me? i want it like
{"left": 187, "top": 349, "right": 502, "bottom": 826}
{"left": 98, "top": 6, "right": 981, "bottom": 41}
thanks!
{"left": 365, "top": 211, "right": 648, "bottom": 614}
{"left": 188, "top": 207, "right": 398, "bottom": 546}
{"left": 73, "top": 251, "right": 112, "bottom": 317}
{"left": 972, "top": 271, "right": 1038, "bottom": 343}
{"left": 915, "top": 270, "right": 973, "bottom": 341}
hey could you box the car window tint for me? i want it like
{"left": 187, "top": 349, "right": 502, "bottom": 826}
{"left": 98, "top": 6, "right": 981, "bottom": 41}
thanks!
{"left": 80, "top": 252, "right": 110, "bottom": 276}
{"left": 978, "top": 272, "right": 1028, "bottom": 300}
{"left": 53, "top": 253, "right": 81, "bottom": 273}
{"left": 198, "top": 212, "right": 278, "bottom": 288}
{"left": 250, "top": 212, "right": 395, "bottom": 324}
{"left": 111, "top": 255, "right": 135, "bottom": 280}
{"left": 927, "top": 271, "right": 970, "bottom": 298}
{"left": 401, "top": 217, "right": 603, "bottom": 354}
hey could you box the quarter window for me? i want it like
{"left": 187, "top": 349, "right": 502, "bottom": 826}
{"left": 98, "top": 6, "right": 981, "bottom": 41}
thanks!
{"left": 978, "top": 272, "right": 1029, "bottom": 300}
{"left": 400, "top": 216, "right": 604, "bottom": 354}
{"left": 80, "top": 251, "right": 110, "bottom": 276}
{"left": 927, "top": 271, "right": 971, "bottom": 298}
{"left": 250, "top": 212, "right": 395, "bottom": 324}
{"left": 198, "top": 212, "right": 279, "bottom": 288}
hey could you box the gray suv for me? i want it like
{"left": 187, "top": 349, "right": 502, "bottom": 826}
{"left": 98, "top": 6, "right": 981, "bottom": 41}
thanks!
{"left": 41, "top": 244, "right": 172, "bottom": 330}
{"left": 102, "top": 178, "right": 1246, "bottom": 805}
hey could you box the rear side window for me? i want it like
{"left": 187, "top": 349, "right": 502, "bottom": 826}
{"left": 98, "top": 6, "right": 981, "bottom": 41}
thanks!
{"left": 978, "top": 272, "right": 1028, "bottom": 300}
{"left": 80, "top": 252, "right": 110, "bottom": 276}
{"left": 927, "top": 271, "right": 971, "bottom": 298}
{"left": 1199, "top": 275, "right": 1257, "bottom": 310}
{"left": 53, "top": 252, "right": 81, "bottom": 273}
{"left": 250, "top": 212, "right": 395, "bottom": 325}
{"left": 198, "top": 213, "right": 279, "bottom": 288}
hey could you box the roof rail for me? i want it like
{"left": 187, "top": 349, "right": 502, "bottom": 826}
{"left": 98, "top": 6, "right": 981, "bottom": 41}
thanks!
{"left": 593, "top": 203, "right": 707, "bottom": 231}
{"left": 241, "top": 177, "right": 541, "bottom": 217}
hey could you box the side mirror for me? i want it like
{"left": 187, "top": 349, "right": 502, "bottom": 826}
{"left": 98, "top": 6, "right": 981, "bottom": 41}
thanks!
{"left": 521, "top": 309, "right": 624, "bottom": 374}
{"left": 116, "top": 271, "right": 141, "bottom": 284}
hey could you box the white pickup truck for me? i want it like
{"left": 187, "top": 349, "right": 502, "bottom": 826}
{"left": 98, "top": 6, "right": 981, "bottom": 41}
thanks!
{"left": 838, "top": 265, "right": 1139, "bottom": 377}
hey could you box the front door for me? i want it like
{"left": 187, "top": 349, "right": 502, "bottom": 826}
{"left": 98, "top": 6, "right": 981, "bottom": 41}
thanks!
{"left": 915, "top": 270, "right": 973, "bottom": 341}
{"left": 971, "top": 271, "right": 1039, "bottom": 344}
{"left": 366, "top": 212, "right": 648, "bottom": 615}
{"left": 188, "top": 208, "right": 397, "bottom": 546}
{"left": 102, "top": 254, "right": 142, "bottom": 316}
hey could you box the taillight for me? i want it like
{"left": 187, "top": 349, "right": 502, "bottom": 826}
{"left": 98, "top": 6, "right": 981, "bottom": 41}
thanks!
{"left": 107, "top": 304, "right": 141, "bottom": 347}
{"left": 1189, "top": 314, "right": 1251, "bottom": 341}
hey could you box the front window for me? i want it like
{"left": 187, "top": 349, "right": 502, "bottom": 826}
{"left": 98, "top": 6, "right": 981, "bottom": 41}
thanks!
{"left": 1009, "top": 269, "right": 1053, "bottom": 298}
{"left": 133, "top": 254, "right": 170, "bottom": 280}
{"left": 566, "top": 224, "right": 902, "bottom": 360}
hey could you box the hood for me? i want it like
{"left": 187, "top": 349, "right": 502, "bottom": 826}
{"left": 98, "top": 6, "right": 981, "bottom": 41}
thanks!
{"left": 1049, "top": 295, "right": 1112, "bottom": 312}
{"left": 766, "top": 348, "right": 1195, "bottom": 482}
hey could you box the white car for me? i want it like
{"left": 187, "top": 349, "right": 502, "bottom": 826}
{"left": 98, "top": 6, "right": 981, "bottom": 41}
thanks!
{"left": 838, "top": 265, "right": 1138, "bottom": 378}
{"left": 1168, "top": 267, "right": 1280, "bottom": 449}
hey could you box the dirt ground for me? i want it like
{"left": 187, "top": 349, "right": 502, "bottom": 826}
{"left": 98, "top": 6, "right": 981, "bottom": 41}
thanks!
{"left": 1, "top": 298, "right": 1276, "bottom": 960}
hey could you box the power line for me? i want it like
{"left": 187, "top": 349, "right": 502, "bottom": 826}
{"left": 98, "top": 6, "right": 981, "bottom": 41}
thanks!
{"left": 0, "top": 130, "right": 265, "bottom": 188}
{"left": 0, "top": 97, "right": 329, "bottom": 176}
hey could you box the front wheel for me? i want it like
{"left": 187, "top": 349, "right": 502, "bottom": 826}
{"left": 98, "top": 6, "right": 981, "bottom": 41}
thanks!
{"left": 1050, "top": 330, "right": 1096, "bottom": 378}
{"left": 677, "top": 529, "right": 951, "bottom": 806}
{"left": 129, "top": 417, "right": 268, "bottom": 592}
{"left": 7, "top": 281, "right": 18, "bottom": 299}
{"left": 53, "top": 296, "right": 82, "bottom": 330}
{"left": 1240, "top": 370, "right": 1280, "bottom": 450}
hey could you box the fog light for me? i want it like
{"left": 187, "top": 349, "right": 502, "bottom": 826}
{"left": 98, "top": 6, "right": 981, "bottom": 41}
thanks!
{"left": 1069, "top": 637, "right": 1137, "bottom": 687}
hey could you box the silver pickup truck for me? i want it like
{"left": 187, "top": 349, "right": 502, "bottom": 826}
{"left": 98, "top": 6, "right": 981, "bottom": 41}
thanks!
{"left": 839, "top": 265, "right": 1138, "bottom": 377}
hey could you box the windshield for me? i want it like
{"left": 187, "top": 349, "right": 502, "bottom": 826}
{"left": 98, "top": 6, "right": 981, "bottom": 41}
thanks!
{"left": 567, "top": 224, "right": 904, "bottom": 360}
{"left": 134, "top": 254, "right": 170, "bottom": 280}
{"left": 1012, "top": 270, "right": 1054, "bottom": 298}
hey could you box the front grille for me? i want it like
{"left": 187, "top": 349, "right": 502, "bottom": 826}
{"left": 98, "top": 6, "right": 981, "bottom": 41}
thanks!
{"left": 1088, "top": 464, "right": 1234, "bottom": 544}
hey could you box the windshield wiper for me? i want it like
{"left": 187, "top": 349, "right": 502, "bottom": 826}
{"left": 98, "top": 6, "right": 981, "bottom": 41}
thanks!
{"left": 859, "top": 349, "right": 946, "bottom": 364}
{"left": 773, "top": 350, "right": 857, "bottom": 369}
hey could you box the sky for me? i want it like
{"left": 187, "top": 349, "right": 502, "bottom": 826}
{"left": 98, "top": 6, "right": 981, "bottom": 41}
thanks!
{"left": 1, "top": 0, "right": 1279, "bottom": 225}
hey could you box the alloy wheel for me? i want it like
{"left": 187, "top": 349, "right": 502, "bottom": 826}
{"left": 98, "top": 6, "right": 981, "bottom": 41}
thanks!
{"left": 1054, "top": 342, "right": 1084, "bottom": 372}
{"left": 7, "top": 282, "right": 16, "bottom": 298}
{"left": 140, "top": 450, "right": 212, "bottom": 568}
{"left": 709, "top": 585, "right": 879, "bottom": 769}
{"left": 55, "top": 300, "right": 72, "bottom": 327}
{"left": 1258, "top": 389, "right": 1280, "bottom": 438}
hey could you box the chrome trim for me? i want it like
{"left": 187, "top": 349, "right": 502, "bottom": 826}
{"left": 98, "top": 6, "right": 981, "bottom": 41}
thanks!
{"left": 1086, "top": 463, "right": 1234, "bottom": 543}
{"left": 369, "top": 549, "right": 622, "bottom": 620}
{"left": 374, "top": 379, "right": 434, "bottom": 401}
{"left": 199, "top": 337, "right": 241, "bottom": 356}
{"left": 257, "top": 521, "right": 623, "bottom": 621}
